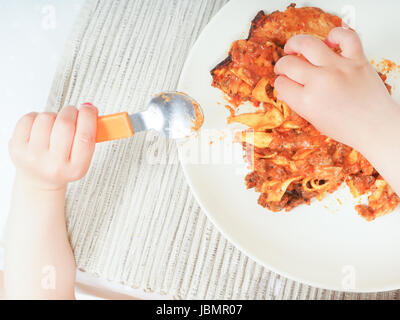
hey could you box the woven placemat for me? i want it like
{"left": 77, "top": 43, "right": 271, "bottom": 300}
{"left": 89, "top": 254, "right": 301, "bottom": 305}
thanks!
{"left": 46, "top": 0, "right": 399, "bottom": 299}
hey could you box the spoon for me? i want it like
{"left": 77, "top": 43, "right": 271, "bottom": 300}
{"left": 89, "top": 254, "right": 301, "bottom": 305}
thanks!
{"left": 95, "top": 91, "right": 204, "bottom": 143}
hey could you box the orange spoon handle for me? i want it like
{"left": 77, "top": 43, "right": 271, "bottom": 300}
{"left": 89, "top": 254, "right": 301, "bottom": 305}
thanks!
{"left": 96, "top": 112, "right": 134, "bottom": 143}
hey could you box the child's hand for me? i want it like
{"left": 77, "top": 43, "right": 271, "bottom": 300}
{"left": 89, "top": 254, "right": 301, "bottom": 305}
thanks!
{"left": 274, "top": 27, "right": 400, "bottom": 154}
{"left": 9, "top": 104, "right": 98, "bottom": 191}
{"left": 6, "top": 104, "right": 96, "bottom": 299}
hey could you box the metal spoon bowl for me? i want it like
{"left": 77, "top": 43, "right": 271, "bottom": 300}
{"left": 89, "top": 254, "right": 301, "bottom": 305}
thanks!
{"left": 95, "top": 91, "right": 204, "bottom": 143}
{"left": 130, "top": 91, "right": 203, "bottom": 139}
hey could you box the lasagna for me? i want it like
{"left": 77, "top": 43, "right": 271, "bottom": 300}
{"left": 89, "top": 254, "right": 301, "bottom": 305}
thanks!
{"left": 211, "top": 4, "right": 399, "bottom": 221}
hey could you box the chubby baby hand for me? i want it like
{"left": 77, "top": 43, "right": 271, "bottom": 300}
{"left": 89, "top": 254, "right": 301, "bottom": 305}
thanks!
{"left": 9, "top": 104, "right": 98, "bottom": 190}
{"left": 274, "top": 27, "right": 399, "bottom": 154}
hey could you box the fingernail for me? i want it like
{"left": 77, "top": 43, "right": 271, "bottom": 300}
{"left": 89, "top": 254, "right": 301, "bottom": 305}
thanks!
{"left": 81, "top": 102, "right": 94, "bottom": 107}
{"left": 81, "top": 102, "right": 98, "bottom": 112}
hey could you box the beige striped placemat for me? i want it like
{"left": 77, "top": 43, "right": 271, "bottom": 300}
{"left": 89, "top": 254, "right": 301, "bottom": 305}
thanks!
{"left": 46, "top": 0, "right": 399, "bottom": 299}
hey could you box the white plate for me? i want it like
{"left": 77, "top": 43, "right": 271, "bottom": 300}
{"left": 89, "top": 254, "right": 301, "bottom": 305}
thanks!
{"left": 177, "top": 0, "right": 400, "bottom": 292}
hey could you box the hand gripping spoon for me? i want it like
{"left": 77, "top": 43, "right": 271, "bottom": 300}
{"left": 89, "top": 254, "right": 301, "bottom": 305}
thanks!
{"left": 95, "top": 92, "right": 204, "bottom": 143}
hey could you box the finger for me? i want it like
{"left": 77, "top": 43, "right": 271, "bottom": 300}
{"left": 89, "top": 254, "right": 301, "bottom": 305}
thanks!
{"left": 274, "top": 55, "right": 318, "bottom": 85}
{"left": 68, "top": 105, "right": 98, "bottom": 179}
{"left": 29, "top": 112, "right": 57, "bottom": 151}
{"left": 284, "top": 34, "right": 338, "bottom": 66}
{"left": 326, "top": 27, "right": 365, "bottom": 60}
{"left": 274, "top": 75, "right": 304, "bottom": 110}
{"left": 49, "top": 106, "right": 78, "bottom": 160}
{"left": 10, "top": 112, "right": 38, "bottom": 146}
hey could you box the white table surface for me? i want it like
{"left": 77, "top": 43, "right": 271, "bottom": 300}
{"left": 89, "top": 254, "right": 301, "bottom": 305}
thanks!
{"left": 0, "top": 0, "right": 169, "bottom": 300}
